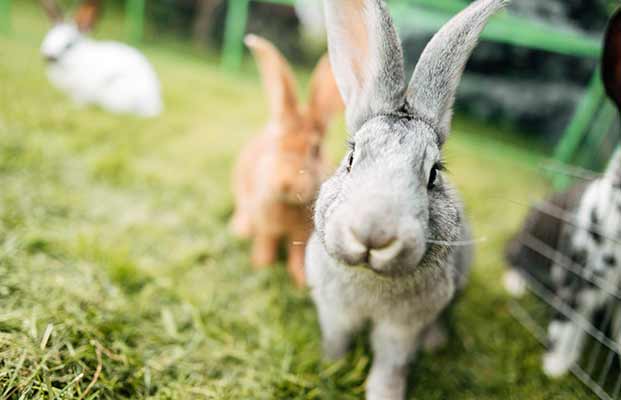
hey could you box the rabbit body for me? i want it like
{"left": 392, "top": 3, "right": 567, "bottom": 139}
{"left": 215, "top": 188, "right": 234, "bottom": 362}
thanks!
{"left": 307, "top": 121, "right": 472, "bottom": 400}
{"left": 41, "top": 23, "right": 162, "bottom": 117}
{"left": 505, "top": 8, "right": 621, "bottom": 378}
{"left": 232, "top": 121, "right": 329, "bottom": 286}
{"left": 231, "top": 35, "right": 342, "bottom": 287}
{"left": 542, "top": 155, "right": 621, "bottom": 377}
{"left": 307, "top": 0, "right": 506, "bottom": 398}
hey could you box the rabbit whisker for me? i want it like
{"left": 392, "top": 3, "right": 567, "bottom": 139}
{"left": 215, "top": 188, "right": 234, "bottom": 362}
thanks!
{"left": 426, "top": 237, "right": 487, "bottom": 247}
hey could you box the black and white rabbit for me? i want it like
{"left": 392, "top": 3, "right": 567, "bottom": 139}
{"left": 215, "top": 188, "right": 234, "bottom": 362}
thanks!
{"left": 505, "top": 9, "right": 621, "bottom": 378}
{"left": 40, "top": 0, "right": 163, "bottom": 117}
{"left": 305, "top": 0, "right": 507, "bottom": 399}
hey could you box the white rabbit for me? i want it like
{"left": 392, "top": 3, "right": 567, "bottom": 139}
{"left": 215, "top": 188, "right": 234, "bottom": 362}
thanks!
{"left": 306, "top": 0, "right": 507, "bottom": 399}
{"left": 39, "top": 0, "right": 163, "bottom": 117}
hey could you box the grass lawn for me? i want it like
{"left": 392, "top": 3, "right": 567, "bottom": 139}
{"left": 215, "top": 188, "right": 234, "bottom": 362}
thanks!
{"left": 0, "top": 2, "right": 597, "bottom": 399}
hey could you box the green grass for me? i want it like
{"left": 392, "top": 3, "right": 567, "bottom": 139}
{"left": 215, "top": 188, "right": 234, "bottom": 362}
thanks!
{"left": 0, "top": 2, "right": 598, "bottom": 399}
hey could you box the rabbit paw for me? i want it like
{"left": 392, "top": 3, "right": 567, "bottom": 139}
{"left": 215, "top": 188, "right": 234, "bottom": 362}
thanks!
{"left": 503, "top": 270, "right": 527, "bottom": 298}
{"left": 366, "top": 365, "right": 407, "bottom": 400}
{"left": 543, "top": 353, "right": 571, "bottom": 378}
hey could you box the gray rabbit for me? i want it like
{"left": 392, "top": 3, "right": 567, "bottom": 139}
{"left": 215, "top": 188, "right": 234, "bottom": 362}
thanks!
{"left": 305, "top": 0, "right": 507, "bottom": 398}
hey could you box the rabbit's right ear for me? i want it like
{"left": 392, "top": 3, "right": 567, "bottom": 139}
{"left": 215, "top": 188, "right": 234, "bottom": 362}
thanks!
{"left": 40, "top": 0, "right": 63, "bottom": 22}
{"left": 603, "top": 9, "right": 621, "bottom": 110}
{"left": 245, "top": 34, "right": 301, "bottom": 127}
{"left": 307, "top": 55, "right": 344, "bottom": 134}
{"left": 407, "top": 0, "right": 507, "bottom": 144}
{"left": 604, "top": 147, "right": 621, "bottom": 183}
{"left": 75, "top": 0, "right": 102, "bottom": 33}
{"left": 322, "top": 0, "right": 406, "bottom": 133}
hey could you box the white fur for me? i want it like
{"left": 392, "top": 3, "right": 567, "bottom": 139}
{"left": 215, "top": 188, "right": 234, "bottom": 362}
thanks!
{"left": 503, "top": 269, "right": 527, "bottom": 298}
{"left": 545, "top": 151, "right": 621, "bottom": 378}
{"left": 41, "top": 23, "right": 163, "bottom": 117}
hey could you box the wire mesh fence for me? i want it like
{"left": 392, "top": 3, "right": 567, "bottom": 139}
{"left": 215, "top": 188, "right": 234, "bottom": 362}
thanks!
{"left": 507, "top": 151, "right": 621, "bottom": 400}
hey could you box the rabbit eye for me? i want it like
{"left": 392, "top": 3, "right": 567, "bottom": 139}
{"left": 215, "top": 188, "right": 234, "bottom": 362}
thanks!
{"left": 346, "top": 141, "right": 355, "bottom": 173}
{"left": 427, "top": 164, "right": 441, "bottom": 190}
{"left": 311, "top": 144, "right": 321, "bottom": 159}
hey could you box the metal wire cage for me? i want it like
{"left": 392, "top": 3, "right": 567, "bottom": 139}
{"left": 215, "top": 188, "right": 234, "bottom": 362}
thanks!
{"left": 508, "top": 149, "right": 621, "bottom": 400}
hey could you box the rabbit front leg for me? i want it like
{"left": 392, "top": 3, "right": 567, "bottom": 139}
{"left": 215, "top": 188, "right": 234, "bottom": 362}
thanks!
{"left": 543, "top": 288, "right": 599, "bottom": 377}
{"left": 317, "top": 301, "right": 364, "bottom": 360}
{"left": 287, "top": 240, "right": 307, "bottom": 288}
{"left": 366, "top": 321, "right": 424, "bottom": 400}
{"left": 251, "top": 231, "right": 279, "bottom": 269}
{"left": 287, "top": 223, "right": 312, "bottom": 287}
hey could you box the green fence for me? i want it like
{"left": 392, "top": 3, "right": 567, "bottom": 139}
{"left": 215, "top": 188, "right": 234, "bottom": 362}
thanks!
{"left": 0, "top": 0, "right": 616, "bottom": 179}
{"left": 125, "top": 0, "right": 145, "bottom": 43}
{"left": 0, "top": 0, "right": 11, "bottom": 35}
{"left": 218, "top": 0, "right": 614, "bottom": 187}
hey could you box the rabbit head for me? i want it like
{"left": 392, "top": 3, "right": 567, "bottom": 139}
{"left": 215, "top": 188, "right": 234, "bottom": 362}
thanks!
{"left": 603, "top": 8, "right": 621, "bottom": 113}
{"left": 245, "top": 34, "right": 342, "bottom": 205}
{"left": 314, "top": 0, "right": 507, "bottom": 275}
{"left": 40, "top": 0, "right": 101, "bottom": 63}
{"left": 602, "top": 8, "right": 621, "bottom": 187}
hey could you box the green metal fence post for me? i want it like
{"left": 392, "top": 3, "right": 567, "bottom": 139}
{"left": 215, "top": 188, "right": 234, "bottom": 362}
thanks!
{"left": 0, "top": 0, "right": 11, "bottom": 35}
{"left": 126, "top": 0, "right": 145, "bottom": 44}
{"left": 222, "top": 0, "right": 250, "bottom": 70}
{"left": 552, "top": 71, "right": 605, "bottom": 188}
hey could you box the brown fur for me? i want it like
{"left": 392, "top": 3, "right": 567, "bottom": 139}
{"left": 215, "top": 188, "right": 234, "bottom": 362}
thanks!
{"left": 40, "top": 0, "right": 63, "bottom": 22}
{"left": 75, "top": 0, "right": 101, "bottom": 32}
{"left": 231, "top": 35, "right": 343, "bottom": 287}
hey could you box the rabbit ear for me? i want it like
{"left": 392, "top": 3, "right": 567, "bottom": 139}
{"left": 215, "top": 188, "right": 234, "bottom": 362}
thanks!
{"left": 322, "top": 0, "right": 406, "bottom": 133}
{"left": 40, "top": 0, "right": 64, "bottom": 22}
{"left": 605, "top": 147, "right": 621, "bottom": 182}
{"left": 75, "top": 0, "right": 102, "bottom": 32}
{"left": 245, "top": 34, "right": 301, "bottom": 126}
{"left": 306, "top": 55, "right": 344, "bottom": 134}
{"left": 407, "top": 0, "right": 507, "bottom": 144}
{"left": 603, "top": 9, "right": 621, "bottom": 111}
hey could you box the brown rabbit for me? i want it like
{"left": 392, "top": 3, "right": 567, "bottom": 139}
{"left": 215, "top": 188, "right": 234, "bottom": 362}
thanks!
{"left": 231, "top": 34, "right": 342, "bottom": 287}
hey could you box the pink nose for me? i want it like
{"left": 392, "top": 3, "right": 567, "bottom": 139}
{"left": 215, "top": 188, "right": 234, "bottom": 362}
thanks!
{"left": 350, "top": 225, "right": 396, "bottom": 252}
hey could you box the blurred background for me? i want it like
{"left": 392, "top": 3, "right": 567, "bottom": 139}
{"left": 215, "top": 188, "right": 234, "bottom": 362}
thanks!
{"left": 0, "top": 0, "right": 620, "bottom": 399}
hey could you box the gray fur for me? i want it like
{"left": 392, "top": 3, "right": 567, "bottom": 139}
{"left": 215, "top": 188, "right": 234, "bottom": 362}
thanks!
{"left": 322, "top": 0, "right": 406, "bottom": 134}
{"left": 407, "top": 0, "right": 509, "bottom": 143}
{"left": 309, "top": 1, "right": 506, "bottom": 399}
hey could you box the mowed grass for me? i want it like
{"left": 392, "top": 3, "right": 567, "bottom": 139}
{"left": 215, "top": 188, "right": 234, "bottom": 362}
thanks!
{"left": 0, "top": 2, "right": 596, "bottom": 399}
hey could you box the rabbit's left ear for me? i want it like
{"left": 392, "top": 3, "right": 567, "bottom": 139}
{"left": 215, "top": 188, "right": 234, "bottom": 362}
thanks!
{"left": 40, "top": 0, "right": 64, "bottom": 23}
{"left": 75, "top": 0, "right": 101, "bottom": 32}
{"left": 407, "top": 0, "right": 507, "bottom": 144}
{"left": 306, "top": 55, "right": 344, "bottom": 134}
{"left": 322, "top": 0, "right": 406, "bottom": 134}
{"left": 603, "top": 9, "right": 621, "bottom": 111}
{"left": 245, "top": 34, "right": 301, "bottom": 127}
{"left": 604, "top": 147, "right": 621, "bottom": 185}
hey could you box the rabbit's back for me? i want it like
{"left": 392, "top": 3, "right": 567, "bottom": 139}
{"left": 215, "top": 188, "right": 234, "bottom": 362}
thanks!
{"left": 48, "top": 39, "right": 162, "bottom": 116}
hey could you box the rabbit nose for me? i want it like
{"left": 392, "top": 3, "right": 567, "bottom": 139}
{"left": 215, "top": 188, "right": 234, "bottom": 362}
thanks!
{"left": 343, "top": 226, "right": 402, "bottom": 270}
{"left": 350, "top": 225, "right": 396, "bottom": 251}
{"left": 343, "top": 219, "right": 399, "bottom": 254}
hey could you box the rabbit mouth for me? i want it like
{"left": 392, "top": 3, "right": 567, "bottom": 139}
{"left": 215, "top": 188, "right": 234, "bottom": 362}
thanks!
{"left": 278, "top": 189, "right": 314, "bottom": 205}
{"left": 336, "top": 232, "right": 406, "bottom": 273}
{"left": 44, "top": 55, "right": 59, "bottom": 64}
